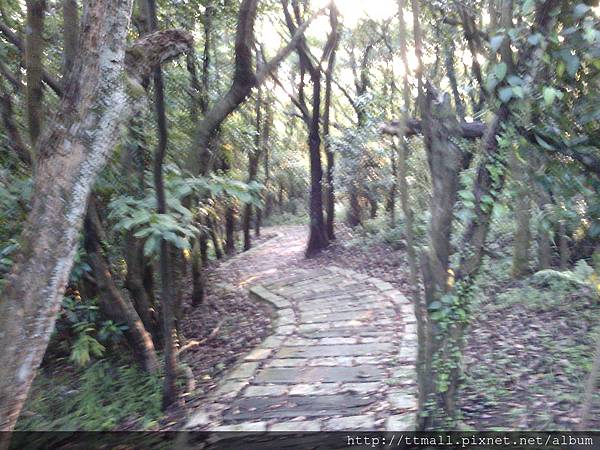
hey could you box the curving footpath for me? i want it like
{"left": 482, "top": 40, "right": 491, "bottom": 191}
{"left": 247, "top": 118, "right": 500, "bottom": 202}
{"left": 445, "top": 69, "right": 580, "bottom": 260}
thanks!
{"left": 185, "top": 227, "right": 418, "bottom": 431}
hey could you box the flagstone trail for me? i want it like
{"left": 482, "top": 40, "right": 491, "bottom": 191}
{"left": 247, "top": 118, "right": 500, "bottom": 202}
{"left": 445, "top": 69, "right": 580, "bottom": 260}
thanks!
{"left": 185, "top": 226, "right": 418, "bottom": 431}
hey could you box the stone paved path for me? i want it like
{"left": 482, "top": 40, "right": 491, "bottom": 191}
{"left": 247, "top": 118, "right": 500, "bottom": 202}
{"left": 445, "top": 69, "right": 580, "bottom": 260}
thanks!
{"left": 185, "top": 227, "right": 417, "bottom": 431}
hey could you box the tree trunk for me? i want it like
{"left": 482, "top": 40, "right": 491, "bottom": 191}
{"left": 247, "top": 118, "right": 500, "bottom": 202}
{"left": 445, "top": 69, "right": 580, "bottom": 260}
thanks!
{"left": 305, "top": 70, "right": 328, "bottom": 257}
{"left": 512, "top": 195, "right": 531, "bottom": 277}
{"left": 190, "top": 0, "right": 319, "bottom": 177}
{"left": 538, "top": 230, "right": 553, "bottom": 269}
{"left": 368, "top": 195, "right": 378, "bottom": 219}
{"left": 0, "top": 0, "right": 135, "bottom": 432}
{"left": 323, "top": 7, "right": 339, "bottom": 241}
{"left": 121, "top": 110, "right": 161, "bottom": 344}
{"left": 559, "top": 220, "right": 570, "bottom": 270}
{"left": 243, "top": 87, "right": 262, "bottom": 251}
{"left": 124, "top": 232, "right": 160, "bottom": 341}
{"left": 387, "top": 145, "right": 397, "bottom": 227}
{"left": 396, "top": 0, "right": 425, "bottom": 419}
{"left": 0, "top": 84, "right": 30, "bottom": 164}
{"left": 146, "top": 0, "right": 178, "bottom": 409}
{"left": 537, "top": 190, "right": 553, "bottom": 270}
{"left": 444, "top": 37, "right": 465, "bottom": 121}
{"left": 62, "top": 0, "right": 79, "bottom": 80}
{"left": 207, "top": 216, "right": 223, "bottom": 259}
{"left": 411, "top": 0, "right": 518, "bottom": 428}
{"left": 225, "top": 204, "right": 237, "bottom": 256}
{"left": 191, "top": 239, "right": 205, "bottom": 306}
{"left": 25, "top": 0, "right": 46, "bottom": 152}
{"left": 346, "top": 189, "right": 361, "bottom": 227}
{"left": 510, "top": 150, "right": 531, "bottom": 278}
{"left": 255, "top": 209, "right": 261, "bottom": 237}
{"left": 578, "top": 329, "right": 600, "bottom": 430}
{"left": 278, "top": 183, "right": 284, "bottom": 212}
{"left": 185, "top": 23, "right": 206, "bottom": 306}
{"left": 84, "top": 198, "right": 159, "bottom": 373}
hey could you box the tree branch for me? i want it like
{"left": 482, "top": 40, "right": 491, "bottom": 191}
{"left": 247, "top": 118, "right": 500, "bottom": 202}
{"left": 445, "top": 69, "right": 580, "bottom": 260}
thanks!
{"left": 0, "top": 20, "right": 63, "bottom": 97}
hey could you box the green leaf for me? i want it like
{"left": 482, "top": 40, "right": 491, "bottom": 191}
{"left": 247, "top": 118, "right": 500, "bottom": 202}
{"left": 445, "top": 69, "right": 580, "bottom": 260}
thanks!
{"left": 566, "top": 54, "right": 580, "bottom": 76}
{"left": 523, "top": 0, "right": 535, "bottom": 15}
{"left": 543, "top": 86, "right": 556, "bottom": 105}
{"left": 143, "top": 235, "right": 159, "bottom": 256}
{"left": 429, "top": 301, "right": 442, "bottom": 311}
{"left": 507, "top": 75, "right": 523, "bottom": 86}
{"left": 498, "top": 86, "right": 513, "bottom": 103}
{"left": 512, "top": 86, "right": 525, "bottom": 99}
{"left": 534, "top": 134, "right": 554, "bottom": 150}
{"left": 574, "top": 3, "right": 590, "bottom": 19}
{"left": 494, "top": 62, "right": 508, "bottom": 81}
{"left": 485, "top": 73, "right": 499, "bottom": 93}
{"left": 481, "top": 194, "right": 494, "bottom": 204}
{"left": 490, "top": 35, "right": 504, "bottom": 52}
{"left": 459, "top": 190, "right": 475, "bottom": 202}
{"left": 527, "top": 33, "right": 542, "bottom": 46}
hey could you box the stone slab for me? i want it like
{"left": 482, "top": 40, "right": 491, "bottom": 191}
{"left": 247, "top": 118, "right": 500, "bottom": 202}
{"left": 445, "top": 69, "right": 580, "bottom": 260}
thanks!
{"left": 253, "top": 365, "right": 384, "bottom": 384}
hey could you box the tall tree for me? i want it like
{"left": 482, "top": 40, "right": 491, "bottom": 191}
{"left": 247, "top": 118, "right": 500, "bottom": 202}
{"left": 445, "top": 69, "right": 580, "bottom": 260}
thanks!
{"left": 0, "top": 0, "right": 192, "bottom": 427}
{"left": 24, "top": 0, "right": 46, "bottom": 152}
{"left": 282, "top": 0, "right": 337, "bottom": 257}
{"left": 396, "top": 0, "right": 423, "bottom": 414}
{"left": 243, "top": 86, "right": 262, "bottom": 251}
{"left": 414, "top": 0, "right": 560, "bottom": 427}
{"left": 323, "top": 5, "right": 339, "bottom": 241}
{"left": 145, "top": 0, "right": 178, "bottom": 408}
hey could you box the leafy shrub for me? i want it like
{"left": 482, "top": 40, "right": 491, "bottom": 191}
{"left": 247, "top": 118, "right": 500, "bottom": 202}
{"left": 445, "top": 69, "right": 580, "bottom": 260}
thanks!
{"left": 57, "top": 296, "right": 127, "bottom": 367}
{"left": 532, "top": 260, "right": 596, "bottom": 291}
{"left": 264, "top": 211, "right": 309, "bottom": 226}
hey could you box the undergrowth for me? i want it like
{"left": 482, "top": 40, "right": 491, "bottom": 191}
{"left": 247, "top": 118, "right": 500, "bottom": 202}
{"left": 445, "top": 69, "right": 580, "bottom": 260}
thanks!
{"left": 17, "top": 358, "right": 162, "bottom": 431}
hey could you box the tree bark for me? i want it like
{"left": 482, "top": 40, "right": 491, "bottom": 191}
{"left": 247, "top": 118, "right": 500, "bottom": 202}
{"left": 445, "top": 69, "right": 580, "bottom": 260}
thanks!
{"left": 225, "top": 203, "right": 237, "bottom": 256}
{"left": 185, "top": 24, "right": 206, "bottom": 306}
{"left": 0, "top": 0, "right": 134, "bottom": 432}
{"left": 243, "top": 87, "right": 262, "bottom": 251}
{"left": 25, "top": 0, "right": 46, "bottom": 151}
{"left": 62, "top": 0, "right": 79, "bottom": 79}
{"left": 146, "top": 0, "right": 178, "bottom": 409}
{"left": 323, "top": 7, "right": 338, "bottom": 241}
{"left": 0, "top": 0, "right": 191, "bottom": 429}
{"left": 305, "top": 69, "right": 328, "bottom": 257}
{"left": 510, "top": 149, "right": 531, "bottom": 278}
{"left": 207, "top": 216, "right": 223, "bottom": 259}
{"left": 537, "top": 189, "right": 553, "bottom": 270}
{"left": 559, "top": 220, "right": 570, "bottom": 270}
